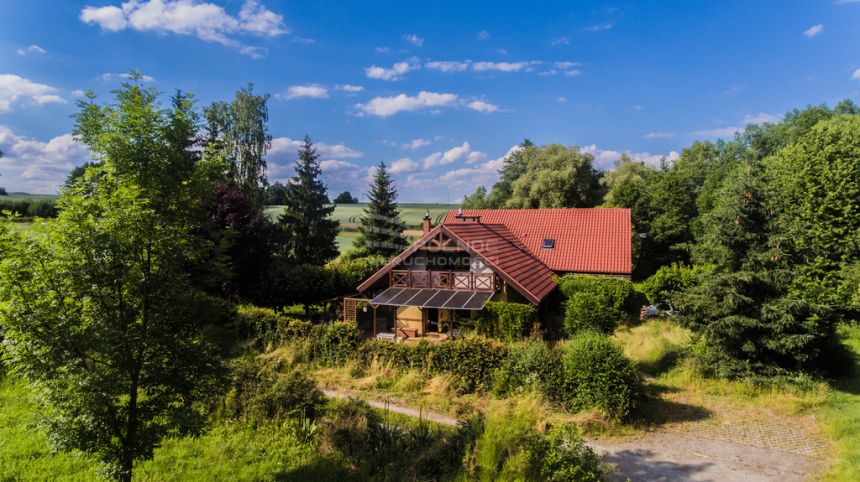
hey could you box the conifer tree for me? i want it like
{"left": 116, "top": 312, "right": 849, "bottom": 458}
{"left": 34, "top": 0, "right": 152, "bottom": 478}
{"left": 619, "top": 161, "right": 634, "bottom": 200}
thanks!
{"left": 278, "top": 136, "right": 339, "bottom": 265}
{"left": 355, "top": 162, "right": 407, "bottom": 257}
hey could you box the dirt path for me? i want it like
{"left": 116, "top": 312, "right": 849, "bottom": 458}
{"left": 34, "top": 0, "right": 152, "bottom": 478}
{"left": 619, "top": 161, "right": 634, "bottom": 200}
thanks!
{"left": 322, "top": 389, "right": 825, "bottom": 481}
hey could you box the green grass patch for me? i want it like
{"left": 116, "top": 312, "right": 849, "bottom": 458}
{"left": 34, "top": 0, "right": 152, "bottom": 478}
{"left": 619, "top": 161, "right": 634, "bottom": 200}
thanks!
{"left": 818, "top": 323, "right": 860, "bottom": 481}
{"left": 614, "top": 318, "right": 692, "bottom": 376}
{"left": 0, "top": 193, "right": 57, "bottom": 201}
{"left": 266, "top": 203, "right": 456, "bottom": 228}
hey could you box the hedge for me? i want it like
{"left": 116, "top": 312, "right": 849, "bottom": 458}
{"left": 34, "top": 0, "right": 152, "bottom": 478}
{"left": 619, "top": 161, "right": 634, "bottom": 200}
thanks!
{"left": 557, "top": 274, "right": 635, "bottom": 313}
{"left": 477, "top": 301, "right": 537, "bottom": 341}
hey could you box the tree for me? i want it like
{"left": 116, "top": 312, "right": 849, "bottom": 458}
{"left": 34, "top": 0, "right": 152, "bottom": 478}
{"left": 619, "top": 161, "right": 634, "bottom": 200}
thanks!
{"left": 333, "top": 191, "right": 359, "bottom": 204}
{"left": 204, "top": 83, "right": 272, "bottom": 206}
{"left": 64, "top": 161, "right": 101, "bottom": 189}
{"left": 0, "top": 78, "right": 221, "bottom": 481}
{"left": 277, "top": 136, "right": 339, "bottom": 265}
{"left": 266, "top": 181, "right": 288, "bottom": 205}
{"left": 504, "top": 144, "right": 604, "bottom": 209}
{"left": 355, "top": 162, "right": 407, "bottom": 257}
{"left": 461, "top": 185, "right": 489, "bottom": 208}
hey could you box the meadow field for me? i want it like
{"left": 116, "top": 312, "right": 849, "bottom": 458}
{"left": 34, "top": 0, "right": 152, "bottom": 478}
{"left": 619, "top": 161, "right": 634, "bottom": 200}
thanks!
{"left": 0, "top": 193, "right": 57, "bottom": 201}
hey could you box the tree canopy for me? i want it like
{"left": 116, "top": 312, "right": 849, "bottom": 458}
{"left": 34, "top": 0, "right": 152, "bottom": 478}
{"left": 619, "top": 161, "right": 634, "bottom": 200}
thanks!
{"left": 354, "top": 162, "right": 407, "bottom": 258}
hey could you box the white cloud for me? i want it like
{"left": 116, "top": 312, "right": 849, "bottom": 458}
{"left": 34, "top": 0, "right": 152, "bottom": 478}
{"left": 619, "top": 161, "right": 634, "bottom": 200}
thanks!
{"left": 691, "top": 127, "right": 743, "bottom": 138}
{"left": 723, "top": 84, "right": 745, "bottom": 95}
{"left": 269, "top": 136, "right": 362, "bottom": 161}
{"left": 550, "top": 36, "right": 569, "bottom": 46}
{"left": 0, "top": 125, "right": 91, "bottom": 192}
{"left": 390, "top": 158, "right": 419, "bottom": 174}
{"left": 335, "top": 83, "right": 364, "bottom": 92}
{"left": 495, "top": 48, "right": 508, "bottom": 56}
{"left": 582, "top": 144, "right": 679, "bottom": 169}
{"left": 402, "top": 138, "right": 430, "bottom": 150}
{"left": 557, "top": 96, "right": 567, "bottom": 103}
{"left": 355, "top": 91, "right": 458, "bottom": 117}
{"left": 80, "top": 0, "right": 286, "bottom": 57}
{"left": 99, "top": 72, "right": 155, "bottom": 82}
{"left": 375, "top": 46, "right": 390, "bottom": 53}
{"left": 423, "top": 141, "right": 474, "bottom": 169}
{"left": 365, "top": 60, "right": 417, "bottom": 80}
{"left": 632, "top": 105, "right": 645, "bottom": 110}
{"left": 466, "top": 100, "right": 501, "bottom": 113}
{"left": 433, "top": 144, "right": 519, "bottom": 190}
{"left": 477, "top": 30, "right": 490, "bottom": 40}
{"left": 553, "top": 61, "right": 580, "bottom": 69}
{"left": 17, "top": 45, "right": 46, "bottom": 56}
{"left": 72, "top": 89, "right": 87, "bottom": 97}
{"left": 742, "top": 112, "right": 780, "bottom": 124}
{"left": 803, "top": 24, "right": 824, "bottom": 37}
{"left": 425, "top": 60, "right": 471, "bottom": 73}
{"left": 402, "top": 34, "right": 424, "bottom": 47}
{"left": 584, "top": 22, "right": 613, "bottom": 32}
{"left": 276, "top": 84, "right": 329, "bottom": 100}
{"left": 644, "top": 131, "right": 675, "bottom": 139}
{"left": 0, "top": 74, "right": 65, "bottom": 112}
{"left": 563, "top": 69, "right": 581, "bottom": 77}
{"left": 319, "top": 159, "right": 359, "bottom": 171}
{"left": 472, "top": 60, "right": 539, "bottom": 72}
{"left": 852, "top": 68, "right": 860, "bottom": 82}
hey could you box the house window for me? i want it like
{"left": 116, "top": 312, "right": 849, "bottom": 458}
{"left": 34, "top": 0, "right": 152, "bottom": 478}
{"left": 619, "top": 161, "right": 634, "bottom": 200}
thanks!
{"left": 542, "top": 238, "right": 555, "bottom": 249}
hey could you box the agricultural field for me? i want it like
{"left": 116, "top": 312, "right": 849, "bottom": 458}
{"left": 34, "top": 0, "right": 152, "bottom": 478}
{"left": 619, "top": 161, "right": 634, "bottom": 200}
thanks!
{"left": 266, "top": 203, "right": 456, "bottom": 228}
{"left": 0, "top": 192, "right": 57, "bottom": 201}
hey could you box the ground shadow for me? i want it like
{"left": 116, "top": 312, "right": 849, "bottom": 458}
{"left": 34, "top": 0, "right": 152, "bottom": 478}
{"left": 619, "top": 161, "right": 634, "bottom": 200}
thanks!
{"left": 274, "top": 460, "right": 355, "bottom": 481}
{"left": 631, "top": 385, "right": 713, "bottom": 428}
{"left": 601, "top": 448, "right": 714, "bottom": 482}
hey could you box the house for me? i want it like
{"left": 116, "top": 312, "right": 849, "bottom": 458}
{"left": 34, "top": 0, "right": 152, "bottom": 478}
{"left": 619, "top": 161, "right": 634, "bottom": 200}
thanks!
{"left": 347, "top": 208, "right": 631, "bottom": 340}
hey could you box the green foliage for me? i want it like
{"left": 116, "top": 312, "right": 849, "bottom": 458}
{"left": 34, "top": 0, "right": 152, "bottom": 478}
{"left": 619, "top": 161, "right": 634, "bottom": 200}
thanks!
{"left": 561, "top": 332, "right": 641, "bottom": 420}
{"left": 564, "top": 291, "right": 621, "bottom": 335}
{"left": 504, "top": 144, "right": 605, "bottom": 209}
{"left": 219, "top": 356, "right": 326, "bottom": 423}
{"left": 325, "top": 254, "right": 387, "bottom": 296}
{"left": 355, "top": 162, "right": 408, "bottom": 257}
{"left": 277, "top": 136, "right": 340, "bottom": 265}
{"left": 558, "top": 275, "right": 634, "bottom": 335}
{"left": 266, "top": 181, "right": 288, "bottom": 205}
{"left": 492, "top": 339, "right": 556, "bottom": 396}
{"left": 234, "top": 304, "right": 311, "bottom": 349}
{"left": 333, "top": 191, "right": 359, "bottom": 204}
{"left": 0, "top": 198, "right": 58, "bottom": 218}
{"left": 479, "top": 301, "right": 537, "bottom": 341}
{"left": 358, "top": 337, "right": 508, "bottom": 393}
{"left": 463, "top": 398, "right": 602, "bottom": 481}
{"left": 641, "top": 263, "right": 708, "bottom": 306}
{"left": 310, "top": 322, "right": 362, "bottom": 366}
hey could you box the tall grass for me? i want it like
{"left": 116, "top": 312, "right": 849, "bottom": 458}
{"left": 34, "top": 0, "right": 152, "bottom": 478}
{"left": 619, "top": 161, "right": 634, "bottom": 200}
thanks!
{"left": 819, "top": 324, "right": 860, "bottom": 481}
{"left": 614, "top": 318, "right": 692, "bottom": 375}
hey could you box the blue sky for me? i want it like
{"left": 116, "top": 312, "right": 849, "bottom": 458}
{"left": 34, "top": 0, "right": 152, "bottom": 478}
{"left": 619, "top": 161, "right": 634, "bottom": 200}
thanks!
{"left": 1, "top": 0, "right": 859, "bottom": 201}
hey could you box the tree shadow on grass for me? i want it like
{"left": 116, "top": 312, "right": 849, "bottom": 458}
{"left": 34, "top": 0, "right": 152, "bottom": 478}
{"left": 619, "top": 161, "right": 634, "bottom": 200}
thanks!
{"left": 632, "top": 384, "right": 713, "bottom": 428}
{"left": 274, "top": 460, "right": 356, "bottom": 482}
{"left": 600, "top": 448, "right": 714, "bottom": 482}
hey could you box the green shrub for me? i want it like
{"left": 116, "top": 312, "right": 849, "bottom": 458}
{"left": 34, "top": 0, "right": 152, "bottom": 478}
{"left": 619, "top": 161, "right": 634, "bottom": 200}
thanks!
{"left": 311, "top": 322, "right": 362, "bottom": 366}
{"left": 557, "top": 274, "right": 635, "bottom": 313}
{"left": 492, "top": 339, "right": 554, "bottom": 396}
{"left": 561, "top": 332, "right": 641, "bottom": 420}
{"left": 642, "top": 263, "right": 708, "bottom": 306}
{"left": 480, "top": 301, "right": 538, "bottom": 341}
{"left": 220, "top": 356, "right": 326, "bottom": 423}
{"left": 527, "top": 424, "right": 603, "bottom": 481}
{"left": 564, "top": 291, "right": 622, "bottom": 335}
{"left": 320, "top": 397, "right": 380, "bottom": 465}
{"left": 235, "top": 304, "right": 313, "bottom": 349}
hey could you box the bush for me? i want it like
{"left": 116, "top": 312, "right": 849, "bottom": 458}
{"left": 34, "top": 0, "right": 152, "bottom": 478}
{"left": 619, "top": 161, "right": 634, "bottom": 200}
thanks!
{"left": 220, "top": 356, "right": 326, "bottom": 423}
{"left": 642, "top": 263, "right": 707, "bottom": 306}
{"left": 527, "top": 424, "right": 603, "bottom": 481}
{"left": 311, "top": 322, "right": 362, "bottom": 366}
{"left": 561, "top": 332, "right": 641, "bottom": 420}
{"left": 564, "top": 291, "right": 622, "bottom": 335}
{"left": 235, "top": 304, "right": 313, "bottom": 349}
{"left": 479, "top": 301, "right": 537, "bottom": 341}
{"left": 492, "top": 339, "right": 555, "bottom": 396}
{"left": 557, "top": 274, "right": 635, "bottom": 313}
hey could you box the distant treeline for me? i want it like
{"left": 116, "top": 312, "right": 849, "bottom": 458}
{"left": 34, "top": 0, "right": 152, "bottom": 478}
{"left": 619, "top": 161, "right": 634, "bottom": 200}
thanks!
{"left": 0, "top": 199, "right": 58, "bottom": 218}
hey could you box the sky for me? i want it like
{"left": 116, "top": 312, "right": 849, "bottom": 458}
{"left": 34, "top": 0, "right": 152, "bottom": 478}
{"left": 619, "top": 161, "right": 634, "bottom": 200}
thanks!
{"left": 1, "top": 0, "right": 859, "bottom": 202}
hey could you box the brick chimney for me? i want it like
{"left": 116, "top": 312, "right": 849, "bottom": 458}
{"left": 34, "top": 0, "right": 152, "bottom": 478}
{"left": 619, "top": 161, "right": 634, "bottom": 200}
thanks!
{"left": 422, "top": 210, "right": 432, "bottom": 234}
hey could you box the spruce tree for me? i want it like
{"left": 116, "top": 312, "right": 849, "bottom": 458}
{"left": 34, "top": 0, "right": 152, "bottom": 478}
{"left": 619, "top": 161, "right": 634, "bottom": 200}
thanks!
{"left": 355, "top": 162, "right": 407, "bottom": 257}
{"left": 278, "top": 136, "right": 339, "bottom": 265}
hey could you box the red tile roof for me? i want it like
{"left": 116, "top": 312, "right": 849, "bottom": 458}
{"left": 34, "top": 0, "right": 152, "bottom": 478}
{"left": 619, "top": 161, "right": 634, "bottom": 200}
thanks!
{"left": 356, "top": 223, "right": 557, "bottom": 304}
{"left": 443, "top": 208, "right": 631, "bottom": 275}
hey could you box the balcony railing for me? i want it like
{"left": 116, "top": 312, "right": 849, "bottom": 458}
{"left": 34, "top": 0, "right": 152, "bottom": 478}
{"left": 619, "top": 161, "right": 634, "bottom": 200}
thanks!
{"left": 389, "top": 269, "right": 495, "bottom": 292}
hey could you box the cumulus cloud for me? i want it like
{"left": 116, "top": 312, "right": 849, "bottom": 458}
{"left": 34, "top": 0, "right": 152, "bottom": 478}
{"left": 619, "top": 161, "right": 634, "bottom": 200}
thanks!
{"left": 581, "top": 144, "right": 679, "bottom": 169}
{"left": 99, "top": 72, "right": 156, "bottom": 82}
{"left": 268, "top": 137, "right": 362, "bottom": 162}
{"left": 432, "top": 144, "right": 519, "bottom": 191}
{"left": 691, "top": 126, "right": 743, "bottom": 138}
{"left": 375, "top": 46, "right": 390, "bottom": 53}
{"left": 355, "top": 91, "right": 458, "bottom": 117}
{"left": 402, "top": 138, "right": 430, "bottom": 150}
{"left": 644, "top": 131, "right": 675, "bottom": 139}
{"left": 335, "top": 83, "right": 364, "bottom": 92}
{"left": 425, "top": 60, "right": 471, "bottom": 73}
{"left": 390, "top": 158, "right": 419, "bottom": 174}
{"left": 0, "top": 74, "right": 65, "bottom": 112}
{"left": 402, "top": 34, "right": 424, "bottom": 47}
{"left": 17, "top": 45, "right": 46, "bottom": 56}
{"left": 803, "top": 24, "right": 824, "bottom": 38}
{"left": 365, "top": 60, "right": 417, "bottom": 80}
{"left": 275, "top": 84, "right": 329, "bottom": 100}
{"left": 0, "top": 125, "right": 91, "bottom": 192}
{"left": 852, "top": 68, "right": 860, "bottom": 82}
{"left": 472, "top": 60, "right": 539, "bottom": 72}
{"left": 466, "top": 100, "right": 501, "bottom": 113}
{"left": 550, "top": 36, "right": 569, "bottom": 46}
{"left": 319, "top": 159, "right": 359, "bottom": 171}
{"left": 476, "top": 30, "right": 490, "bottom": 40}
{"left": 422, "top": 141, "right": 474, "bottom": 169}
{"left": 557, "top": 96, "right": 567, "bottom": 103}
{"left": 742, "top": 112, "right": 780, "bottom": 124}
{"left": 79, "top": 0, "right": 286, "bottom": 57}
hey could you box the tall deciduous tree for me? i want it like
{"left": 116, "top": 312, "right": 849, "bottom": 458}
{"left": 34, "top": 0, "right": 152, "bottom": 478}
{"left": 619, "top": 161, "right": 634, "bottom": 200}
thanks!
{"left": 0, "top": 77, "right": 221, "bottom": 481}
{"left": 355, "top": 162, "right": 407, "bottom": 257}
{"left": 204, "top": 83, "right": 272, "bottom": 206}
{"left": 277, "top": 136, "right": 339, "bottom": 265}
